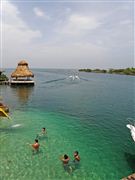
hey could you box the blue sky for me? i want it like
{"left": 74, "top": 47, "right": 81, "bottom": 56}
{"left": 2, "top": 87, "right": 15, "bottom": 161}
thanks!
{"left": 1, "top": 0, "right": 134, "bottom": 68}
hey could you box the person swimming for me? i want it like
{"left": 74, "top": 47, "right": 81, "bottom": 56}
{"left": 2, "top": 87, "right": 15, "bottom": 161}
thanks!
{"left": 36, "top": 127, "right": 47, "bottom": 139}
{"left": 31, "top": 139, "right": 40, "bottom": 153}
{"left": 41, "top": 127, "right": 47, "bottom": 135}
{"left": 61, "top": 154, "right": 72, "bottom": 173}
{"left": 61, "top": 154, "right": 70, "bottom": 165}
{"left": 73, "top": 151, "right": 80, "bottom": 162}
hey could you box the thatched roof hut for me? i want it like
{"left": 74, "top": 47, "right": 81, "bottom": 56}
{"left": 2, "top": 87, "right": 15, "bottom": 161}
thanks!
{"left": 11, "top": 60, "right": 34, "bottom": 78}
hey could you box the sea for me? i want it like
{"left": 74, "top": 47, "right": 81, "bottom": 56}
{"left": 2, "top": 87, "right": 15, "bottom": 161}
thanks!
{"left": 0, "top": 69, "right": 135, "bottom": 180}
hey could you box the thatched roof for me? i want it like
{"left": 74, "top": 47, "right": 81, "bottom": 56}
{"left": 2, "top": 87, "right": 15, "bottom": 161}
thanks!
{"left": 18, "top": 60, "right": 28, "bottom": 66}
{"left": 11, "top": 60, "right": 34, "bottom": 78}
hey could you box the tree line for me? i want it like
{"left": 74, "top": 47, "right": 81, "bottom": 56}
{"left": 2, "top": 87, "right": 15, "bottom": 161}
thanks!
{"left": 79, "top": 67, "right": 135, "bottom": 76}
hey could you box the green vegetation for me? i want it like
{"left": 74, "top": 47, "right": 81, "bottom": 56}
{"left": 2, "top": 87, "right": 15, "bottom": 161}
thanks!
{"left": 79, "top": 67, "right": 135, "bottom": 76}
{"left": 0, "top": 71, "right": 9, "bottom": 81}
{"left": 108, "top": 68, "right": 135, "bottom": 75}
{"left": 79, "top": 69, "right": 92, "bottom": 72}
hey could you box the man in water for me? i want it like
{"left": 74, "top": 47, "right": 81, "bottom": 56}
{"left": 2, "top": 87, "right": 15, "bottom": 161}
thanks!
{"left": 61, "top": 154, "right": 72, "bottom": 173}
{"left": 61, "top": 154, "right": 70, "bottom": 165}
{"left": 72, "top": 151, "right": 80, "bottom": 170}
{"left": 73, "top": 151, "right": 80, "bottom": 162}
{"left": 41, "top": 127, "right": 47, "bottom": 135}
{"left": 31, "top": 139, "right": 40, "bottom": 153}
{"left": 36, "top": 127, "right": 47, "bottom": 139}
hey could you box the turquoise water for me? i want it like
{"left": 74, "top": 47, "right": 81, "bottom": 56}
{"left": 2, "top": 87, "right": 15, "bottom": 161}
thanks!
{"left": 0, "top": 69, "right": 135, "bottom": 180}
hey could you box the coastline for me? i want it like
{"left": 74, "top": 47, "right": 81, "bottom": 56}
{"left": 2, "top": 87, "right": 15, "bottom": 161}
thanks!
{"left": 79, "top": 68, "right": 135, "bottom": 76}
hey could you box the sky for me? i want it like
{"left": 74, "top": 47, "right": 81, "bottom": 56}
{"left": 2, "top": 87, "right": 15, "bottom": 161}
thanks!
{"left": 0, "top": 0, "right": 134, "bottom": 69}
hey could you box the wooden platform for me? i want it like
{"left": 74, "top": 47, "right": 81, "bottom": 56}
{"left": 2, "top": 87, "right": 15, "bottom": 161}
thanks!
{"left": 10, "top": 80, "right": 34, "bottom": 85}
{"left": 0, "top": 80, "right": 35, "bottom": 86}
{"left": 122, "top": 173, "right": 135, "bottom": 180}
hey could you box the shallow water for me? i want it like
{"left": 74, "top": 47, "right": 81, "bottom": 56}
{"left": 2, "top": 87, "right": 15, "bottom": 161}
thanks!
{"left": 0, "top": 69, "right": 135, "bottom": 180}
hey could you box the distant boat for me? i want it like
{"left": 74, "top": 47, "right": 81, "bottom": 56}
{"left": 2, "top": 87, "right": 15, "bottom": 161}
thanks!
{"left": 127, "top": 124, "right": 135, "bottom": 142}
{"left": 68, "top": 75, "right": 80, "bottom": 81}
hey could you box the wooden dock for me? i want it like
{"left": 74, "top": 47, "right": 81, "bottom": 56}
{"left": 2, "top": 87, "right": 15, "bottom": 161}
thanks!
{"left": 10, "top": 80, "right": 34, "bottom": 85}
{"left": 0, "top": 80, "right": 35, "bottom": 86}
{"left": 122, "top": 173, "right": 135, "bottom": 180}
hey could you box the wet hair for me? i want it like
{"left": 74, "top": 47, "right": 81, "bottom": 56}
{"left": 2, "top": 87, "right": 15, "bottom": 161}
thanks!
{"left": 74, "top": 151, "right": 79, "bottom": 155}
{"left": 42, "top": 128, "right": 46, "bottom": 130}
{"left": 35, "top": 139, "right": 38, "bottom": 143}
{"left": 64, "top": 154, "right": 68, "bottom": 159}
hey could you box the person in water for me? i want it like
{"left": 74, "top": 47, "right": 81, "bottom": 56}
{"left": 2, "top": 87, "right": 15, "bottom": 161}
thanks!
{"left": 73, "top": 151, "right": 80, "bottom": 162}
{"left": 41, "top": 127, "right": 47, "bottom": 135}
{"left": 31, "top": 139, "right": 40, "bottom": 153}
{"left": 36, "top": 127, "right": 47, "bottom": 139}
{"left": 61, "top": 154, "right": 70, "bottom": 165}
{"left": 61, "top": 154, "right": 73, "bottom": 172}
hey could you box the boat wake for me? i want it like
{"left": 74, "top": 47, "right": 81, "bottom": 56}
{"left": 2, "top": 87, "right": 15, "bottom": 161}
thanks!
{"left": 42, "top": 75, "right": 89, "bottom": 86}
{"left": 43, "top": 78, "right": 66, "bottom": 84}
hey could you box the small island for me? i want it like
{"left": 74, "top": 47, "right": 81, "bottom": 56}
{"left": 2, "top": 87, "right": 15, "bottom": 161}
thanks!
{"left": 0, "top": 71, "right": 9, "bottom": 84}
{"left": 79, "top": 67, "right": 135, "bottom": 76}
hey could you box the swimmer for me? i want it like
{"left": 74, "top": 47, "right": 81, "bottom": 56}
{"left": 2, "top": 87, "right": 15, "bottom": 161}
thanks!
{"left": 61, "top": 154, "right": 70, "bottom": 165}
{"left": 36, "top": 127, "right": 47, "bottom": 139}
{"left": 73, "top": 151, "right": 80, "bottom": 162}
{"left": 28, "top": 139, "right": 40, "bottom": 153}
{"left": 41, "top": 127, "right": 47, "bottom": 135}
{"left": 61, "top": 154, "right": 72, "bottom": 173}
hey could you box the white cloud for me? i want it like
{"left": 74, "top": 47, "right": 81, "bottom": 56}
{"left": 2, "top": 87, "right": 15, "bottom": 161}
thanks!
{"left": 1, "top": 1, "right": 133, "bottom": 68}
{"left": 33, "top": 7, "right": 50, "bottom": 19}
{"left": 33, "top": 7, "right": 44, "bottom": 17}
{"left": 119, "top": 20, "right": 131, "bottom": 25}
{"left": 2, "top": 1, "right": 42, "bottom": 40}
{"left": 35, "top": 42, "right": 107, "bottom": 68}
{"left": 66, "top": 8, "right": 71, "bottom": 14}
{"left": 1, "top": 1, "right": 42, "bottom": 67}
{"left": 60, "top": 14, "right": 101, "bottom": 35}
